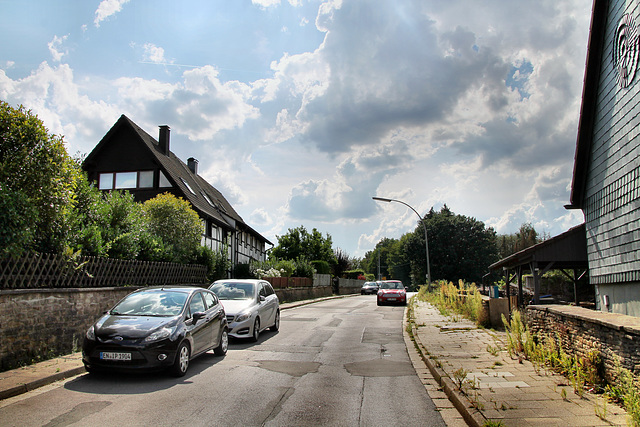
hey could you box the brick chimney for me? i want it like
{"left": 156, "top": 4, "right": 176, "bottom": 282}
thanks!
{"left": 158, "top": 125, "right": 170, "bottom": 155}
{"left": 187, "top": 157, "right": 199, "bottom": 175}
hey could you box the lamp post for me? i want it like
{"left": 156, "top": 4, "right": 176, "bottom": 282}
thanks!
{"left": 372, "top": 196, "right": 431, "bottom": 287}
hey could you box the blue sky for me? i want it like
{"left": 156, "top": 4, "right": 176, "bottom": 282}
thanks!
{"left": 0, "top": 0, "right": 592, "bottom": 257}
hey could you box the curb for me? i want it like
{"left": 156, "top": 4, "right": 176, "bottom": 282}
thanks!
{"left": 0, "top": 365, "right": 86, "bottom": 401}
{"left": 404, "top": 301, "right": 487, "bottom": 427}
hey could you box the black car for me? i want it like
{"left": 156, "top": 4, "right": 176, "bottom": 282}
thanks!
{"left": 83, "top": 286, "right": 228, "bottom": 377}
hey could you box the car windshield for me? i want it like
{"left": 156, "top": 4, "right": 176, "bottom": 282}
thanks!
{"left": 380, "top": 282, "right": 403, "bottom": 289}
{"left": 210, "top": 282, "right": 255, "bottom": 300}
{"left": 111, "top": 290, "right": 188, "bottom": 316}
{"left": 363, "top": 282, "right": 376, "bottom": 287}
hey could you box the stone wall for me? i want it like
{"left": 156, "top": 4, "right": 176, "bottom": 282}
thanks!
{"left": 526, "top": 305, "right": 640, "bottom": 381}
{"left": 0, "top": 287, "right": 137, "bottom": 371}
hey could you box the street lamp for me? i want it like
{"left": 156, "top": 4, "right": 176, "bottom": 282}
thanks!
{"left": 372, "top": 196, "right": 432, "bottom": 287}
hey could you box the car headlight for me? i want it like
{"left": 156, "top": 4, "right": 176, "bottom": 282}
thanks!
{"left": 143, "top": 327, "right": 172, "bottom": 343}
{"left": 86, "top": 326, "right": 96, "bottom": 341}
{"left": 235, "top": 312, "right": 251, "bottom": 322}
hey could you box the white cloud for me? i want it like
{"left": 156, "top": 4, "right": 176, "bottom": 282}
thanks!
{"left": 94, "top": 0, "right": 130, "bottom": 27}
{"left": 142, "top": 43, "right": 170, "bottom": 64}
{"left": 252, "top": 0, "right": 281, "bottom": 8}
{"left": 48, "top": 35, "right": 68, "bottom": 62}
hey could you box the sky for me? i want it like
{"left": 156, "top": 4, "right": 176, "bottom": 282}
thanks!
{"left": 0, "top": 0, "right": 592, "bottom": 258}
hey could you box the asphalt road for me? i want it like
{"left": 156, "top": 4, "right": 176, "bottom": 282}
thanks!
{"left": 0, "top": 295, "right": 445, "bottom": 426}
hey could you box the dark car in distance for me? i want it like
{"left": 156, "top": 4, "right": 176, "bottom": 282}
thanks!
{"left": 83, "top": 286, "right": 228, "bottom": 377}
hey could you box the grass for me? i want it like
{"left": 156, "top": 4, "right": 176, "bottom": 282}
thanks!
{"left": 502, "top": 311, "right": 640, "bottom": 426}
{"left": 417, "top": 280, "right": 489, "bottom": 327}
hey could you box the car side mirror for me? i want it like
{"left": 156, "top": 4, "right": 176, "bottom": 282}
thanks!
{"left": 192, "top": 311, "right": 205, "bottom": 324}
{"left": 259, "top": 295, "right": 266, "bottom": 303}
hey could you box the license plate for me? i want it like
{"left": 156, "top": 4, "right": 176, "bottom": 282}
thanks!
{"left": 100, "top": 352, "right": 131, "bottom": 361}
{"left": 387, "top": 298, "right": 396, "bottom": 301}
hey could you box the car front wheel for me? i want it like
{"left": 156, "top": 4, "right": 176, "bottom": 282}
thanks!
{"left": 170, "top": 341, "right": 190, "bottom": 377}
{"left": 251, "top": 318, "right": 260, "bottom": 342}
{"left": 270, "top": 310, "right": 280, "bottom": 332}
{"left": 214, "top": 329, "right": 228, "bottom": 356}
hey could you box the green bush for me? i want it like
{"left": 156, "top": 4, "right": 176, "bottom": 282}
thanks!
{"left": 276, "top": 259, "right": 296, "bottom": 277}
{"left": 344, "top": 269, "right": 366, "bottom": 279}
{"left": 311, "top": 260, "right": 331, "bottom": 274}
{"left": 193, "top": 246, "right": 230, "bottom": 282}
{"left": 294, "top": 258, "right": 316, "bottom": 279}
{"left": 233, "top": 263, "right": 254, "bottom": 279}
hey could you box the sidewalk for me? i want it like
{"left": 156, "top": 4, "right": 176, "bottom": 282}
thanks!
{"left": 0, "top": 294, "right": 354, "bottom": 401}
{"left": 406, "top": 299, "right": 630, "bottom": 426}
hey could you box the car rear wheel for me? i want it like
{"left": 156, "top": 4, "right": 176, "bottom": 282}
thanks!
{"left": 251, "top": 318, "right": 260, "bottom": 342}
{"left": 170, "top": 341, "right": 190, "bottom": 377}
{"left": 270, "top": 310, "right": 280, "bottom": 332}
{"left": 214, "top": 329, "right": 229, "bottom": 356}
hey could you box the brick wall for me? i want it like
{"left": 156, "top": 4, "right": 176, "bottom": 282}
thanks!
{"left": 526, "top": 305, "right": 640, "bottom": 382}
{"left": 0, "top": 287, "right": 138, "bottom": 371}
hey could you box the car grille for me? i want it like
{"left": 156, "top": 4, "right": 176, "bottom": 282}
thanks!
{"left": 226, "top": 315, "right": 235, "bottom": 323}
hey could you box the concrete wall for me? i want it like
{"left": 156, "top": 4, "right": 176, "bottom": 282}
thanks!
{"left": 338, "top": 278, "right": 365, "bottom": 294}
{"left": 526, "top": 305, "right": 640, "bottom": 383}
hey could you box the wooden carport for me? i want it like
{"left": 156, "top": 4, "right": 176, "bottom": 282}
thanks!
{"left": 489, "top": 223, "right": 588, "bottom": 307}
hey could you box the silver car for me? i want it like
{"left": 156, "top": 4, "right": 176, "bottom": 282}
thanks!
{"left": 208, "top": 279, "right": 280, "bottom": 342}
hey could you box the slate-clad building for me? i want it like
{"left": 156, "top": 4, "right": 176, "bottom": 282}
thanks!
{"left": 83, "top": 115, "right": 271, "bottom": 271}
{"left": 567, "top": 0, "right": 640, "bottom": 316}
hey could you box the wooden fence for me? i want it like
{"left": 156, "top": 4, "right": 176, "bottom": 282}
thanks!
{"left": 0, "top": 253, "right": 208, "bottom": 289}
{"left": 264, "top": 276, "right": 313, "bottom": 289}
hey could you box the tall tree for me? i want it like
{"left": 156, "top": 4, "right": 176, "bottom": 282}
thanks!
{"left": 0, "top": 101, "right": 79, "bottom": 255}
{"left": 271, "top": 225, "right": 335, "bottom": 264}
{"left": 404, "top": 205, "right": 499, "bottom": 284}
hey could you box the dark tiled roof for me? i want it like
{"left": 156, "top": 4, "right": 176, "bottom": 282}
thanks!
{"left": 87, "top": 114, "right": 271, "bottom": 244}
{"left": 567, "top": 0, "right": 608, "bottom": 209}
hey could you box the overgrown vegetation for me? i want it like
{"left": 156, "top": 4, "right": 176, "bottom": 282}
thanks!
{"left": 502, "top": 312, "right": 640, "bottom": 426}
{"left": 417, "top": 280, "right": 489, "bottom": 327}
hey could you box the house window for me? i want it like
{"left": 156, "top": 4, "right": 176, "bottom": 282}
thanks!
{"left": 202, "top": 192, "right": 215, "bottom": 207}
{"left": 115, "top": 172, "right": 138, "bottom": 189}
{"left": 98, "top": 173, "right": 114, "bottom": 190}
{"left": 98, "top": 170, "right": 165, "bottom": 190}
{"left": 159, "top": 171, "right": 171, "bottom": 188}
{"left": 181, "top": 178, "right": 195, "bottom": 194}
{"left": 139, "top": 171, "right": 154, "bottom": 188}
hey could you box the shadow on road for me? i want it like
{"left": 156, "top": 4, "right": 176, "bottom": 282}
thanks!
{"left": 63, "top": 351, "right": 226, "bottom": 396}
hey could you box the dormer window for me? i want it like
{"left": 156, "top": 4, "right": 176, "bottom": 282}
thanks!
{"left": 202, "top": 192, "right": 215, "bottom": 207}
{"left": 181, "top": 178, "right": 195, "bottom": 194}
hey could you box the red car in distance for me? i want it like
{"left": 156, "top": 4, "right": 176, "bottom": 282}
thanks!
{"left": 377, "top": 280, "right": 407, "bottom": 306}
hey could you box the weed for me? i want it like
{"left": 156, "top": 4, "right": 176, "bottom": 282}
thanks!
{"left": 594, "top": 396, "right": 608, "bottom": 421}
{"left": 483, "top": 421, "right": 504, "bottom": 427}
{"left": 453, "top": 367, "right": 469, "bottom": 389}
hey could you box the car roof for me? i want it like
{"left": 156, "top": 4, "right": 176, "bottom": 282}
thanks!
{"left": 135, "top": 285, "right": 208, "bottom": 294}
{"left": 212, "top": 279, "right": 264, "bottom": 284}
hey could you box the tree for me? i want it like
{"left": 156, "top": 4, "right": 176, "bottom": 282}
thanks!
{"left": 271, "top": 225, "right": 335, "bottom": 264}
{"left": 403, "top": 205, "right": 499, "bottom": 284}
{"left": 497, "top": 222, "right": 542, "bottom": 258}
{"left": 0, "top": 101, "right": 79, "bottom": 255}
{"left": 363, "top": 237, "right": 398, "bottom": 280}
{"left": 142, "top": 193, "right": 203, "bottom": 263}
